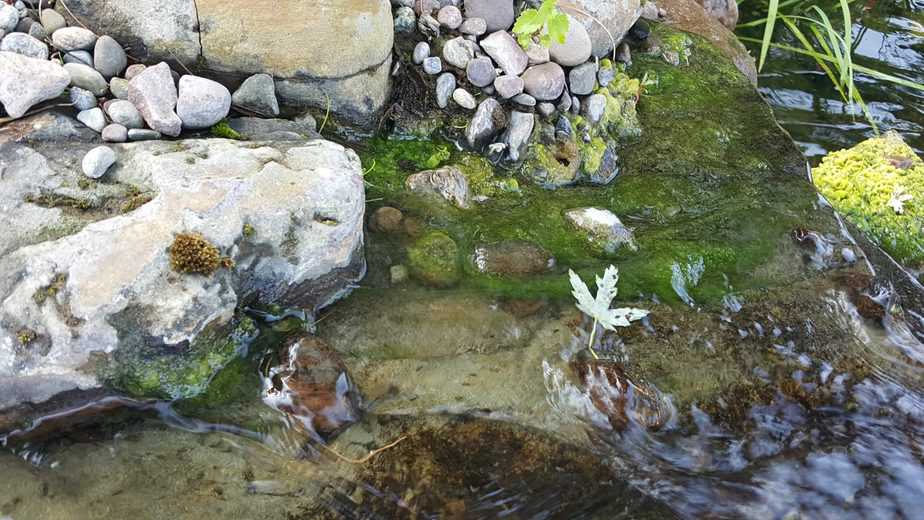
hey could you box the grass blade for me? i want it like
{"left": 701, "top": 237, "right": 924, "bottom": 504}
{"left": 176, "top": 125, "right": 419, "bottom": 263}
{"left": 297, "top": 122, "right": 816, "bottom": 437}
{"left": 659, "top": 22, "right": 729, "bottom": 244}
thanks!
{"left": 759, "top": 0, "right": 782, "bottom": 71}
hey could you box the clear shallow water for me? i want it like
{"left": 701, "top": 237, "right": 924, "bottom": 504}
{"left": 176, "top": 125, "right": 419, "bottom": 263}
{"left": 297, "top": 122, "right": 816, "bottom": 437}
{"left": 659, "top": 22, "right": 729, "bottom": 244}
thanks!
{"left": 740, "top": 0, "right": 924, "bottom": 160}
{"left": 4, "top": 9, "right": 924, "bottom": 520}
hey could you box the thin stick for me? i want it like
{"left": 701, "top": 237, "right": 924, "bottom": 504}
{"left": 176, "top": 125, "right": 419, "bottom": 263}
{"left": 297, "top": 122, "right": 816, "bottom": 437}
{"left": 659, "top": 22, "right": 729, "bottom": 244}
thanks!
{"left": 319, "top": 435, "right": 407, "bottom": 464}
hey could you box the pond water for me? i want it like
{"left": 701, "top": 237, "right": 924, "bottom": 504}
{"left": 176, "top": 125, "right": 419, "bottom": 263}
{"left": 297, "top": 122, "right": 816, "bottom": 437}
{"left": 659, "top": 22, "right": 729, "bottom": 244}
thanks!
{"left": 3, "top": 9, "right": 924, "bottom": 520}
{"left": 739, "top": 0, "right": 924, "bottom": 159}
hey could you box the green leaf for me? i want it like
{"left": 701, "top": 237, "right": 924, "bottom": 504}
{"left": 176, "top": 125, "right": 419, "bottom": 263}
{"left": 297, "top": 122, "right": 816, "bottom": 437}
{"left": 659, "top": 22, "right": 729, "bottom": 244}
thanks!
{"left": 513, "top": 9, "right": 543, "bottom": 36}
{"left": 547, "top": 13, "right": 570, "bottom": 44}
{"left": 539, "top": 33, "right": 551, "bottom": 48}
{"left": 538, "top": 0, "right": 556, "bottom": 19}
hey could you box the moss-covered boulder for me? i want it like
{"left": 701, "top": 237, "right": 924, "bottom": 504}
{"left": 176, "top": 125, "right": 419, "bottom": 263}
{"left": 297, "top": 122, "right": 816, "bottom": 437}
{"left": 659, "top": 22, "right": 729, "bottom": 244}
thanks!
{"left": 813, "top": 132, "right": 924, "bottom": 268}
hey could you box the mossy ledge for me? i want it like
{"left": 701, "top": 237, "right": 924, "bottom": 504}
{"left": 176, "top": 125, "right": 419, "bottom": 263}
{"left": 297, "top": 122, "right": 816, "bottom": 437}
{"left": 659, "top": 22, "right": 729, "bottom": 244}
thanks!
{"left": 357, "top": 25, "right": 838, "bottom": 305}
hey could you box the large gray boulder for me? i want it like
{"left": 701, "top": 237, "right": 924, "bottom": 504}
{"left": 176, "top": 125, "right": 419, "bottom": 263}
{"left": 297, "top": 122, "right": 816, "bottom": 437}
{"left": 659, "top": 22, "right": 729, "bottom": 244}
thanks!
{"left": 0, "top": 113, "right": 365, "bottom": 411}
{"left": 58, "top": 0, "right": 395, "bottom": 126}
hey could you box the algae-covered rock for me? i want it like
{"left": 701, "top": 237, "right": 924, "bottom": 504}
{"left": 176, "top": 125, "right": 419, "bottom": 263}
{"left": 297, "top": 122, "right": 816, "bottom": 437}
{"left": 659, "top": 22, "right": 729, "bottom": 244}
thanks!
{"left": 813, "top": 132, "right": 924, "bottom": 268}
{"left": 407, "top": 231, "right": 461, "bottom": 287}
{"left": 0, "top": 121, "right": 365, "bottom": 410}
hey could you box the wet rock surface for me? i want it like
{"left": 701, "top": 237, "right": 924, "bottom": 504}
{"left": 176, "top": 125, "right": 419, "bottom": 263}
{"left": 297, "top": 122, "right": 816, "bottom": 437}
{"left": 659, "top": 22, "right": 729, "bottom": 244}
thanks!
{"left": 0, "top": 117, "right": 365, "bottom": 409}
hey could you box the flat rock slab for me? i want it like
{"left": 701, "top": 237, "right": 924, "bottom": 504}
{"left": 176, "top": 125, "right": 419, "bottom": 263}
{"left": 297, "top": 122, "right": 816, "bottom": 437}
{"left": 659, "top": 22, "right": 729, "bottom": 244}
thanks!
{"left": 0, "top": 117, "right": 365, "bottom": 410}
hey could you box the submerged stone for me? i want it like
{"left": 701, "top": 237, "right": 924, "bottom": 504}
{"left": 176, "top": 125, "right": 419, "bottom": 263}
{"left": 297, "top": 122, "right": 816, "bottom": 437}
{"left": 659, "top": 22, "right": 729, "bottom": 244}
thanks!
{"left": 263, "top": 335, "right": 361, "bottom": 439}
{"left": 473, "top": 240, "right": 555, "bottom": 275}
{"left": 407, "top": 230, "right": 460, "bottom": 287}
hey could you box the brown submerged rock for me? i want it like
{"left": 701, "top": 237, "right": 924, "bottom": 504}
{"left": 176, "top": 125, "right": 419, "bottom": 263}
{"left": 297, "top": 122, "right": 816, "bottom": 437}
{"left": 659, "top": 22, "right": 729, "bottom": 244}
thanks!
{"left": 263, "top": 335, "right": 361, "bottom": 439}
{"left": 472, "top": 240, "right": 555, "bottom": 275}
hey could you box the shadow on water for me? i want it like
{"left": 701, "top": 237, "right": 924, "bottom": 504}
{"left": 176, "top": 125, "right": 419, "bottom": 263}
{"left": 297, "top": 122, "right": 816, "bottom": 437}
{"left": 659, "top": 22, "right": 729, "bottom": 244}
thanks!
{"left": 739, "top": 0, "right": 924, "bottom": 160}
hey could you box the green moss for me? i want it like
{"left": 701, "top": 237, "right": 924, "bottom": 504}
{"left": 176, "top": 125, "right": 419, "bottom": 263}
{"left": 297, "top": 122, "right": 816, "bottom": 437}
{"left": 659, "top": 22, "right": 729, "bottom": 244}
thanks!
{"left": 210, "top": 120, "right": 243, "bottom": 140}
{"left": 407, "top": 231, "right": 461, "bottom": 287}
{"left": 358, "top": 25, "right": 836, "bottom": 305}
{"left": 242, "top": 223, "right": 256, "bottom": 238}
{"left": 456, "top": 153, "right": 520, "bottom": 197}
{"left": 107, "top": 316, "right": 258, "bottom": 400}
{"left": 580, "top": 136, "right": 607, "bottom": 175}
{"left": 812, "top": 132, "right": 924, "bottom": 267}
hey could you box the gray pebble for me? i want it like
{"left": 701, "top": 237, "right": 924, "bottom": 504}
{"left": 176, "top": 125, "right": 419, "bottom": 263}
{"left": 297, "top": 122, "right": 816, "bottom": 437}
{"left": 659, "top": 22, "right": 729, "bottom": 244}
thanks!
{"left": 109, "top": 77, "right": 129, "bottom": 99}
{"left": 63, "top": 50, "right": 93, "bottom": 67}
{"left": 442, "top": 36, "right": 475, "bottom": 69}
{"left": 394, "top": 6, "right": 417, "bottom": 33}
{"left": 422, "top": 56, "right": 442, "bottom": 75}
{"left": 69, "top": 86, "right": 97, "bottom": 111}
{"left": 583, "top": 93, "right": 606, "bottom": 124}
{"left": 435, "top": 72, "right": 456, "bottom": 109}
{"left": 0, "top": 4, "right": 17, "bottom": 33}
{"left": 40, "top": 8, "right": 65, "bottom": 34}
{"left": 101, "top": 123, "right": 128, "bottom": 142}
{"left": 459, "top": 17, "right": 487, "bottom": 36}
{"left": 493, "top": 75, "right": 523, "bottom": 99}
{"left": 570, "top": 95, "right": 580, "bottom": 114}
{"left": 465, "top": 56, "right": 495, "bottom": 87}
{"left": 106, "top": 99, "right": 144, "bottom": 129}
{"left": 452, "top": 87, "right": 476, "bottom": 110}
{"left": 231, "top": 73, "right": 279, "bottom": 117}
{"left": 127, "top": 128, "right": 162, "bottom": 141}
{"left": 537, "top": 102, "right": 556, "bottom": 118}
{"left": 437, "top": 5, "right": 463, "bottom": 29}
{"left": 76, "top": 107, "right": 106, "bottom": 132}
{"left": 82, "top": 145, "right": 116, "bottom": 179}
{"left": 418, "top": 13, "right": 440, "bottom": 38}
{"left": 176, "top": 74, "right": 232, "bottom": 129}
{"left": 64, "top": 62, "right": 108, "bottom": 96}
{"left": 568, "top": 61, "right": 598, "bottom": 96}
{"left": 598, "top": 64, "right": 616, "bottom": 87}
{"left": 52, "top": 27, "right": 98, "bottom": 51}
{"left": 28, "top": 22, "right": 46, "bottom": 40}
{"left": 557, "top": 89, "right": 572, "bottom": 113}
{"left": 412, "top": 41, "right": 430, "bottom": 65}
{"left": 93, "top": 35, "right": 127, "bottom": 79}
{"left": 512, "top": 93, "right": 536, "bottom": 107}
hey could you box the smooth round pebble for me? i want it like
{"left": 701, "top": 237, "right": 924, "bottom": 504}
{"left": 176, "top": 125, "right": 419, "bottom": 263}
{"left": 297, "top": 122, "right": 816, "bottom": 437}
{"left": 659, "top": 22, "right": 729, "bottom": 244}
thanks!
{"left": 437, "top": 5, "right": 462, "bottom": 29}
{"left": 62, "top": 50, "right": 93, "bottom": 67}
{"left": 110, "top": 77, "right": 129, "bottom": 99}
{"left": 69, "top": 87, "right": 97, "bottom": 111}
{"left": 459, "top": 17, "right": 487, "bottom": 36}
{"left": 40, "top": 8, "right": 65, "bottom": 34}
{"left": 94, "top": 35, "right": 127, "bottom": 79}
{"left": 82, "top": 146, "right": 116, "bottom": 179}
{"left": 452, "top": 88, "right": 476, "bottom": 110}
{"left": 465, "top": 57, "right": 496, "bottom": 87}
{"left": 124, "top": 63, "right": 147, "bottom": 81}
{"left": 101, "top": 123, "right": 128, "bottom": 143}
{"left": 52, "top": 27, "right": 98, "bottom": 51}
{"left": 107, "top": 99, "right": 145, "bottom": 129}
{"left": 435, "top": 72, "right": 456, "bottom": 109}
{"left": 64, "top": 62, "right": 108, "bottom": 96}
{"left": 412, "top": 41, "right": 430, "bottom": 65}
{"left": 422, "top": 56, "right": 442, "bottom": 75}
{"left": 176, "top": 75, "right": 232, "bottom": 129}
{"left": 76, "top": 107, "right": 106, "bottom": 132}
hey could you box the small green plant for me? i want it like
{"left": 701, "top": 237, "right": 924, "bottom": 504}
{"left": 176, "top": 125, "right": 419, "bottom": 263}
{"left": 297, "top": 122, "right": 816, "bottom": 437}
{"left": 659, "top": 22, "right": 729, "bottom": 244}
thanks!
{"left": 569, "top": 266, "right": 649, "bottom": 359}
{"left": 739, "top": 0, "right": 924, "bottom": 131}
{"left": 513, "top": 0, "right": 570, "bottom": 49}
